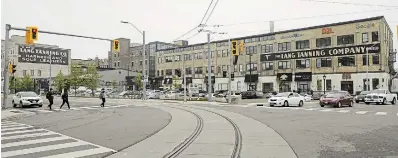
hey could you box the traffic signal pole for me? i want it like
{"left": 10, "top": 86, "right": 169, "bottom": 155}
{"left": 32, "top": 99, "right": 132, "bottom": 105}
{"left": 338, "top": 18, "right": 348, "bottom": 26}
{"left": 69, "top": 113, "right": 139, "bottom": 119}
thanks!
{"left": 207, "top": 33, "right": 212, "bottom": 102}
{"left": 227, "top": 38, "right": 232, "bottom": 103}
{"left": 2, "top": 24, "right": 11, "bottom": 109}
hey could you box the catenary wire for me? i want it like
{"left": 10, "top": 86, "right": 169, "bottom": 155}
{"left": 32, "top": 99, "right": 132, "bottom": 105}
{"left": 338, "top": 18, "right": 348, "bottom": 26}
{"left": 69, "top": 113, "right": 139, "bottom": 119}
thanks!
{"left": 199, "top": 0, "right": 215, "bottom": 25}
{"left": 203, "top": 0, "right": 220, "bottom": 25}
{"left": 299, "top": 0, "right": 398, "bottom": 8}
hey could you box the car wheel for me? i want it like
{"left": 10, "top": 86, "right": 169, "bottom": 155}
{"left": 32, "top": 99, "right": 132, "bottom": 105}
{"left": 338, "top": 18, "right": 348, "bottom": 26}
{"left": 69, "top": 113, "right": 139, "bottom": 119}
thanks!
{"left": 320, "top": 104, "right": 325, "bottom": 107}
{"left": 283, "top": 101, "right": 289, "bottom": 107}
{"left": 270, "top": 104, "right": 274, "bottom": 107}
{"left": 298, "top": 100, "right": 303, "bottom": 107}
{"left": 382, "top": 98, "right": 387, "bottom": 105}
{"left": 365, "top": 102, "right": 370, "bottom": 105}
{"left": 337, "top": 102, "right": 342, "bottom": 108}
{"left": 12, "top": 100, "right": 17, "bottom": 108}
{"left": 392, "top": 98, "right": 396, "bottom": 105}
{"left": 355, "top": 100, "right": 359, "bottom": 103}
{"left": 349, "top": 101, "right": 353, "bottom": 107}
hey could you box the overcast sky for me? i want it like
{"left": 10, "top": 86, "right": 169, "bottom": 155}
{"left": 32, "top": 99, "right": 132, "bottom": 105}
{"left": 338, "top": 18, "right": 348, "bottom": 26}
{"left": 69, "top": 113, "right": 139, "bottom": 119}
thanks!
{"left": 1, "top": 0, "right": 397, "bottom": 60}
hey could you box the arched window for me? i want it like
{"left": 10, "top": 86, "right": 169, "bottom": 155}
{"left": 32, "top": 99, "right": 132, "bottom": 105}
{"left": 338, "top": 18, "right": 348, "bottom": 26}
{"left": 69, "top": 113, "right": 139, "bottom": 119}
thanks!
{"left": 237, "top": 81, "right": 241, "bottom": 91}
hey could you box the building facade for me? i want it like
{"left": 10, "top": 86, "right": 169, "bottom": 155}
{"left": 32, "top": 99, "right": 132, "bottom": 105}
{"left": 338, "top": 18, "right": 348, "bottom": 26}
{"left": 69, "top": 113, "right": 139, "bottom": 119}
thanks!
{"left": 72, "top": 57, "right": 109, "bottom": 69}
{"left": 156, "top": 16, "right": 395, "bottom": 94}
{"left": 1, "top": 35, "right": 71, "bottom": 89}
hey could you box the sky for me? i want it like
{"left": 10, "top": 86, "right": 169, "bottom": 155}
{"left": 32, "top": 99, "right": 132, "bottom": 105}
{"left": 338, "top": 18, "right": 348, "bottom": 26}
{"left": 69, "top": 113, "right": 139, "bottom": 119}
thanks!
{"left": 1, "top": 0, "right": 398, "bottom": 60}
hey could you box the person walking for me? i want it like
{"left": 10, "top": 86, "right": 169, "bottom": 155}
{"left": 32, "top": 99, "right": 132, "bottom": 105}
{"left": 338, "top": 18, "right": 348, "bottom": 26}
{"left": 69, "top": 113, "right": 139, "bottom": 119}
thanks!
{"left": 60, "top": 89, "right": 70, "bottom": 109}
{"left": 46, "top": 88, "right": 54, "bottom": 110}
{"left": 100, "top": 88, "right": 106, "bottom": 107}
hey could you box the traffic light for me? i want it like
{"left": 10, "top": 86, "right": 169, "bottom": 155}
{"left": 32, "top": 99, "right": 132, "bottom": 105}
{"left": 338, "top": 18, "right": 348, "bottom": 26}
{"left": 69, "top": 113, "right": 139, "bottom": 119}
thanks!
{"left": 8, "top": 63, "right": 16, "bottom": 74}
{"left": 113, "top": 40, "right": 120, "bottom": 52}
{"left": 25, "top": 27, "right": 34, "bottom": 45}
{"left": 223, "top": 71, "right": 227, "bottom": 78}
{"left": 239, "top": 41, "right": 245, "bottom": 53}
{"left": 29, "top": 27, "right": 38, "bottom": 41}
{"left": 232, "top": 40, "right": 239, "bottom": 56}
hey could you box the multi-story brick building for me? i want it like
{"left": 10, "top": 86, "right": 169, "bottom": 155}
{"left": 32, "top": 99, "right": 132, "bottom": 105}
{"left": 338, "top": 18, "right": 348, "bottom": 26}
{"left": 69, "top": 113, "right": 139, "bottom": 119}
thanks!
{"left": 156, "top": 16, "right": 395, "bottom": 94}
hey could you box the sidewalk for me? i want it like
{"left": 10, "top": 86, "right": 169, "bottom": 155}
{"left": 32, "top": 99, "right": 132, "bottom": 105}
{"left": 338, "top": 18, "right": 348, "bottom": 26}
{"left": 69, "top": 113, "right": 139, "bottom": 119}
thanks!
{"left": 1, "top": 108, "right": 36, "bottom": 120}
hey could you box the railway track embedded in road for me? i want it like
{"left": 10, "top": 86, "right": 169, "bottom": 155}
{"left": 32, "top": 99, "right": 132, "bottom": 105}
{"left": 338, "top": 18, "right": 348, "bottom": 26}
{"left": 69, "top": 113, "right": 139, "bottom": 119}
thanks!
{"left": 162, "top": 106, "right": 204, "bottom": 158}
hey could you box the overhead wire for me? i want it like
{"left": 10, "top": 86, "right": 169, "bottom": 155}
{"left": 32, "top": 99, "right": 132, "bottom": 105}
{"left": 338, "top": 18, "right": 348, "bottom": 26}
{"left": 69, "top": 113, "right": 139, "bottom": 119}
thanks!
{"left": 299, "top": 0, "right": 398, "bottom": 8}
{"left": 203, "top": 0, "right": 220, "bottom": 25}
{"left": 199, "top": 0, "right": 215, "bottom": 25}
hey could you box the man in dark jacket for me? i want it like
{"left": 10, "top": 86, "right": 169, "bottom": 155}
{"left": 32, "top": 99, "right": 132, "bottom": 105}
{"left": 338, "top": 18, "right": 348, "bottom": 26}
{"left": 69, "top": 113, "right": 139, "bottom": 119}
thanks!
{"left": 100, "top": 88, "right": 106, "bottom": 107}
{"left": 60, "top": 89, "right": 70, "bottom": 109}
{"left": 46, "top": 88, "right": 54, "bottom": 110}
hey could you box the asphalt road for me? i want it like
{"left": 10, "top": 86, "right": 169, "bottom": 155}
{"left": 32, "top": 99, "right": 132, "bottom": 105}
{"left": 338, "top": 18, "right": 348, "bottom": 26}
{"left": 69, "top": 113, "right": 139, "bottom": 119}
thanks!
{"left": 2, "top": 101, "right": 171, "bottom": 158}
{"left": 199, "top": 101, "right": 398, "bottom": 158}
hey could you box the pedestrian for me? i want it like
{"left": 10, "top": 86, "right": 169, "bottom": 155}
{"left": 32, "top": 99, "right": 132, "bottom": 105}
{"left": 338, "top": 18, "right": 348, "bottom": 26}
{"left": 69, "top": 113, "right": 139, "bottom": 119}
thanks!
{"left": 46, "top": 88, "right": 54, "bottom": 110}
{"left": 100, "top": 88, "right": 106, "bottom": 107}
{"left": 60, "top": 89, "right": 70, "bottom": 109}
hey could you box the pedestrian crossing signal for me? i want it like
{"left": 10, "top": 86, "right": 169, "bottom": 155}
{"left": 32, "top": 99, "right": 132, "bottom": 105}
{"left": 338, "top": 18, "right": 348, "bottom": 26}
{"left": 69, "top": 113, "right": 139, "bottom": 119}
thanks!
{"left": 113, "top": 40, "right": 120, "bottom": 52}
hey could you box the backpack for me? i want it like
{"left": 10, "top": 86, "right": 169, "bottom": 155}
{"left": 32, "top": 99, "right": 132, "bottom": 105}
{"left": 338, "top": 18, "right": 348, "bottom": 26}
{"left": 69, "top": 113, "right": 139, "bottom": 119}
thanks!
{"left": 99, "top": 93, "right": 103, "bottom": 99}
{"left": 46, "top": 92, "right": 51, "bottom": 99}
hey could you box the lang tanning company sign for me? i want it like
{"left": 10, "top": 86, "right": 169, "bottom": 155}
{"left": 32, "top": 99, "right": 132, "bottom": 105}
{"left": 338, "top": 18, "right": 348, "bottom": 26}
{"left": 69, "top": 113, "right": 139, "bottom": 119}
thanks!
{"left": 18, "top": 45, "right": 70, "bottom": 65}
{"left": 260, "top": 43, "right": 380, "bottom": 61}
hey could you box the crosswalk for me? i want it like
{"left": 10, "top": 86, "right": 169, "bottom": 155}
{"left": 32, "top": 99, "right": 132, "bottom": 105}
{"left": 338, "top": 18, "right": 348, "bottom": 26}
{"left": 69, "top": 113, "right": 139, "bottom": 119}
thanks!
{"left": 1, "top": 121, "right": 116, "bottom": 158}
{"left": 21, "top": 104, "right": 136, "bottom": 114}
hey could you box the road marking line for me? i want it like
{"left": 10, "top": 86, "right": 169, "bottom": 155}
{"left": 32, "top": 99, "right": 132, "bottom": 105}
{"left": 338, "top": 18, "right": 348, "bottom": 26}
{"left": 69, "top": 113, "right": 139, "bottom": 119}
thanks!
{"left": 1, "top": 131, "right": 55, "bottom": 140}
{"left": 90, "top": 106, "right": 102, "bottom": 108}
{"left": 337, "top": 110, "right": 350, "bottom": 113}
{"left": 1, "top": 126, "right": 33, "bottom": 132}
{"left": 69, "top": 108, "right": 80, "bottom": 110}
{"left": 35, "top": 109, "right": 53, "bottom": 113}
{"left": 1, "top": 136, "right": 70, "bottom": 148}
{"left": 1, "top": 141, "right": 88, "bottom": 157}
{"left": 1, "top": 129, "right": 45, "bottom": 136}
{"left": 304, "top": 108, "right": 318, "bottom": 111}
{"left": 374, "top": 112, "right": 387, "bottom": 116}
{"left": 40, "top": 147, "right": 114, "bottom": 158}
{"left": 79, "top": 107, "right": 99, "bottom": 110}
{"left": 356, "top": 111, "right": 368, "bottom": 114}
{"left": 320, "top": 109, "right": 334, "bottom": 112}
{"left": 1, "top": 123, "right": 26, "bottom": 128}
{"left": 397, "top": 113, "right": 398, "bottom": 116}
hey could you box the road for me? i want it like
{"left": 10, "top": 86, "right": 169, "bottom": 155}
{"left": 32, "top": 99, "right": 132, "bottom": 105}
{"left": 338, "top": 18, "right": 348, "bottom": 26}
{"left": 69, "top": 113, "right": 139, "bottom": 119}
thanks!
{"left": 2, "top": 98, "right": 397, "bottom": 158}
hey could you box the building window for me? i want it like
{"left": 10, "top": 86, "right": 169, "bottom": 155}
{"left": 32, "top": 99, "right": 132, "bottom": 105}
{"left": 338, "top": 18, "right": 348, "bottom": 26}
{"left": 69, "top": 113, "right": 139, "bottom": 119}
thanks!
{"left": 337, "top": 34, "right": 354, "bottom": 45}
{"left": 117, "top": 61, "right": 120, "bottom": 67}
{"left": 166, "top": 69, "right": 173, "bottom": 75}
{"left": 338, "top": 56, "right": 355, "bottom": 67}
{"left": 165, "top": 56, "right": 173, "bottom": 62}
{"left": 372, "top": 78, "right": 380, "bottom": 89}
{"left": 140, "top": 60, "right": 143, "bottom": 65}
{"left": 161, "top": 70, "right": 164, "bottom": 76}
{"left": 239, "top": 65, "right": 243, "bottom": 72}
{"left": 193, "top": 53, "right": 198, "bottom": 59}
{"left": 278, "top": 61, "right": 291, "bottom": 69}
{"left": 363, "top": 55, "right": 369, "bottom": 65}
{"left": 185, "top": 67, "right": 192, "bottom": 75}
{"left": 194, "top": 67, "right": 203, "bottom": 74}
{"left": 38, "top": 70, "right": 41, "bottom": 76}
{"left": 296, "top": 59, "right": 310, "bottom": 68}
{"left": 174, "top": 55, "right": 180, "bottom": 61}
{"left": 316, "top": 58, "right": 332, "bottom": 67}
{"left": 222, "top": 50, "right": 227, "bottom": 57}
{"left": 326, "top": 79, "right": 332, "bottom": 91}
{"left": 207, "top": 66, "right": 215, "bottom": 73}
{"left": 145, "top": 60, "right": 148, "bottom": 65}
{"left": 23, "top": 70, "right": 27, "bottom": 76}
{"left": 246, "top": 63, "right": 258, "bottom": 71}
{"left": 372, "top": 54, "right": 379, "bottom": 64}
{"left": 157, "top": 70, "right": 159, "bottom": 76}
{"left": 217, "top": 50, "right": 221, "bottom": 57}
{"left": 296, "top": 40, "right": 310, "bottom": 49}
{"left": 131, "top": 62, "right": 134, "bottom": 67}
{"left": 175, "top": 69, "right": 182, "bottom": 77}
{"left": 363, "top": 79, "right": 370, "bottom": 91}
{"left": 197, "top": 53, "right": 202, "bottom": 59}
{"left": 245, "top": 46, "right": 257, "bottom": 55}
{"left": 316, "top": 37, "right": 331, "bottom": 47}
{"left": 278, "top": 42, "right": 291, "bottom": 51}
{"left": 114, "top": 62, "right": 117, "bottom": 67}
{"left": 362, "top": 33, "right": 369, "bottom": 43}
{"left": 237, "top": 81, "right": 241, "bottom": 91}
{"left": 372, "top": 31, "right": 379, "bottom": 42}
{"left": 317, "top": 80, "right": 322, "bottom": 91}
{"left": 261, "top": 44, "right": 273, "bottom": 53}
{"left": 261, "top": 62, "right": 274, "bottom": 70}
{"left": 30, "top": 70, "right": 34, "bottom": 76}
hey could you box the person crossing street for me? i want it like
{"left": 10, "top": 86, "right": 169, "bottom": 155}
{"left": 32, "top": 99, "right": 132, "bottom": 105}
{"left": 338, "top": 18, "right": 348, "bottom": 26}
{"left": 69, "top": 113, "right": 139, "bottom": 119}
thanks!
{"left": 60, "top": 89, "right": 70, "bottom": 109}
{"left": 100, "top": 88, "right": 106, "bottom": 107}
{"left": 46, "top": 88, "right": 54, "bottom": 110}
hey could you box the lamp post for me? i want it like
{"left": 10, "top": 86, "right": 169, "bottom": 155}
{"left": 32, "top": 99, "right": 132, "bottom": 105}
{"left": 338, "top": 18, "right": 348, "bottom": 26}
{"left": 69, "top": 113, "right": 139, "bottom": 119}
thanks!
{"left": 323, "top": 74, "right": 326, "bottom": 94}
{"left": 121, "top": 21, "right": 147, "bottom": 100}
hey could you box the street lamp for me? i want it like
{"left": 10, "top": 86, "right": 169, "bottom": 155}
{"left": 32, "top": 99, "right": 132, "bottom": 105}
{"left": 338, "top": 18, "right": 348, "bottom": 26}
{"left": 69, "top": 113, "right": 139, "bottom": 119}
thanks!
{"left": 121, "top": 21, "right": 147, "bottom": 100}
{"left": 323, "top": 74, "right": 326, "bottom": 94}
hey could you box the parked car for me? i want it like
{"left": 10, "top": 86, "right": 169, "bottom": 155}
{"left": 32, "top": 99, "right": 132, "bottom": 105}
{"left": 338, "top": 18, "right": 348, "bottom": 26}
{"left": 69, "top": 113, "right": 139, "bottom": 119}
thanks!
{"left": 268, "top": 92, "right": 304, "bottom": 107}
{"left": 354, "top": 91, "right": 370, "bottom": 103}
{"left": 311, "top": 92, "right": 323, "bottom": 100}
{"left": 319, "top": 92, "right": 353, "bottom": 108}
{"left": 364, "top": 89, "right": 397, "bottom": 105}
{"left": 12, "top": 91, "right": 43, "bottom": 108}
{"left": 241, "top": 90, "right": 263, "bottom": 99}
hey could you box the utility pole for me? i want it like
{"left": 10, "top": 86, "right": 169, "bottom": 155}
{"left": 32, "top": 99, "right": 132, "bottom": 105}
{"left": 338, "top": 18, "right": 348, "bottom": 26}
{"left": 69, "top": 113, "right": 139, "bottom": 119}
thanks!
{"left": 227, "top": 38, "right": 232, "bottom": 103}
{"left": 249, "top": 54, "right": 252, "bottom": 90}
{"left": 49, "top": 52, "right": 52, "bottom": 90}
{"left": 2, "top": 24, "right": 11, "bottom": 109}
{"left": 142, "top": 31, "right": 147, "bottom": 100}
{"left": 183, "top": 53, "right": 187, "bottom": 102}
{"left": 207, "top": 33, "right": 212, "bottom": 102}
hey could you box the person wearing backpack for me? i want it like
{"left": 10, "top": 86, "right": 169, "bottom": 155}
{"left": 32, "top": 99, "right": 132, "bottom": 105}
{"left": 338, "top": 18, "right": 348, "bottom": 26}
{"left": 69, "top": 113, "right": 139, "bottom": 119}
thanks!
{"left": 60, "top": 89, "right": 70, "bottom": 109}
{"left": 46, "top": 88, "right": 54, "bottom": 110}
{"left": 99, "top": 88, "right": 106, "bottom": 107}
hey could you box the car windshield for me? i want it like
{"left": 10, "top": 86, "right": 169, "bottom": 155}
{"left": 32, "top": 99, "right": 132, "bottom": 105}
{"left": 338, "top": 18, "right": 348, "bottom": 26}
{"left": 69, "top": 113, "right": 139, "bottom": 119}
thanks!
{"left": 20, "top": 92, "right": 38, "bottom": 97}
{"left": 370, "top": 90, "right": 385, "bottom": 94}
{"left": 324, "top": 93, "right": 342, "bottom": 98}
{"left": 360, "top": 91, "right": 370, "bottom": 95}
{"left": 275, "top": 92, "right": 291, "bottom": 97}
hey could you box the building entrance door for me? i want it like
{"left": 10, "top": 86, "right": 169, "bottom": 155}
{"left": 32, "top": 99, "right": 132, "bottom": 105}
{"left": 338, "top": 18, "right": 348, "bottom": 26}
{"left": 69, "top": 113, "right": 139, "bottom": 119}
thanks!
{"left": 341, "top": 81, "right": 354, "bottom": 94}
{"left": 279, "top": 82, "right": 291, "bottom": 92}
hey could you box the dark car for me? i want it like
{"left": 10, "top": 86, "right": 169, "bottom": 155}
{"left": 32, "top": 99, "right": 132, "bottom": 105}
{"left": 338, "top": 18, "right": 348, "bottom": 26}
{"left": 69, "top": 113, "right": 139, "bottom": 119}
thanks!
{"left": 319, "top": 92, "right": 353, "bottom": 108}
{"left": 355, "top": 91, "right": 370, "bottom": 103}
{"left": 311, "top": 92, "right": 323, "bottom": 100}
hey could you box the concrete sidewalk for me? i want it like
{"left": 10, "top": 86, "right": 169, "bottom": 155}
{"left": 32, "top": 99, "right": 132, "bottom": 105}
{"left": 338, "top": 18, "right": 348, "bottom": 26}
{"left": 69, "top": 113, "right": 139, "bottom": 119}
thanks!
{"left": 1, "top": 108, "right": 36, "bottom": 120}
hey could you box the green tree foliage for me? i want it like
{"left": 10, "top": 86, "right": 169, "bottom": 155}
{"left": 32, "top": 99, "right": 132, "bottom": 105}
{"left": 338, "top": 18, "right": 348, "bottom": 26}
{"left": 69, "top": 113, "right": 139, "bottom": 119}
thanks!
{"left": 54, "top": 71, "right": 65, "bottom": 92}
{"left": 172, "top": 75, "right": 181, "bottom": 89}
{"left": 9, "top": 77, "right": 23, "bottom": 93}
{"left": 83, "top": 64, "right": 101, "bottom": 95}
{"left": 111, "top": 80, "right": 118, "bottom": 90}
{"left": 68, "top": 64, "right": 83, "bottom": 94}
{"left": 135, "top": 73, "right": 143, "bottom": 90}
{"left": 20, "top": 75, "right": 34, "bottom": 91}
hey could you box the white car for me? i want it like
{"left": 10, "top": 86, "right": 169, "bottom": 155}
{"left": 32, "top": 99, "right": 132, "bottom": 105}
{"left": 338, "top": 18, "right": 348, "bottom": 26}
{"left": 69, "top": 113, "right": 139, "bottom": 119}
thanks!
{"left": 364, "top": 89, "right": 397, "bottom": 105}
{"left": 12, "top": 91, "right": 43, "bottom": 108}
{"left": 268, "top": 92, "right": 305, "bottom": 107}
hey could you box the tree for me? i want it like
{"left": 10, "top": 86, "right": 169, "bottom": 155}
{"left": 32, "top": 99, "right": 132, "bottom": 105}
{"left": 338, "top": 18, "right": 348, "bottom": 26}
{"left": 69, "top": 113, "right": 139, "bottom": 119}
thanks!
{"left": 111, "top": 80, "right": 118, "bottom": 90}
{"left": 9, "top": 77, "right": 23, "bottom": 93}
{"left": 68, "top": 64, "right": 83, "bottom": 96}
{"left": 20, "top": 75, "right": 33, "bottom": 91}
{"left": 54, "top": 71, "right": 65, "bottom": 92}
{"left": 134, "top": 73, "right": 142, "bottom": 90}
{"left": 172, "top": 75, "right": 181, "bottom": 89}
{"left": 83, "top": 64, "right": 101, "bottom": 96}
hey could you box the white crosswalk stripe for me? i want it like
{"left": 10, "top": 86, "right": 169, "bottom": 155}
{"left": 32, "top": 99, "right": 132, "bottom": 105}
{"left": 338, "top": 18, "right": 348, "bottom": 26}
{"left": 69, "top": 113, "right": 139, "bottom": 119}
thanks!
{"left": 1, "top": 121, "right": 116, "bottom": 158}
{"left": 374, "top": 112, "right": 387, "bottom": 116}
{"left": 337, "top": 110, "right": 350, "bottom": 113}
{"left": 19, "top": 105, "right": 135, "bottom": 114}
{"left": 320, "top": 109, "right": 334, "bottom": 112}
{"left": 356, "top": 111, "right": 368, "bottom": 114}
